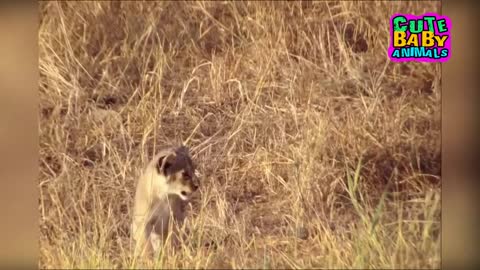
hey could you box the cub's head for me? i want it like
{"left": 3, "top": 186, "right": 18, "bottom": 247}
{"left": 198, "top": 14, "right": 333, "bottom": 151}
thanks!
{"left": 155, "top": 146, "right": 199, "bottom": 201}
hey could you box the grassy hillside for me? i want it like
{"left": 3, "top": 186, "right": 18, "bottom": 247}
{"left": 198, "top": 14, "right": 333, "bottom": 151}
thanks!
{"left": 39, "top": 1, "right": 441, "bottom": 268}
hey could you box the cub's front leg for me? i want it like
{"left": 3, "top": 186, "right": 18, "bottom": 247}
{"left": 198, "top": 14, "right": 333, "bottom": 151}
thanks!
{"left": 149, "top": 231, "right": 162, "bottom": 256}
{"left": 132, "top": 216, "right": 150, "bottom": 258}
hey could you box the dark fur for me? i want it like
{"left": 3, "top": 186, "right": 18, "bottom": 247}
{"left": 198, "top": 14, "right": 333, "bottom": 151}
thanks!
{"left": 156, "top": 146, "right": 196, "bottom": 178}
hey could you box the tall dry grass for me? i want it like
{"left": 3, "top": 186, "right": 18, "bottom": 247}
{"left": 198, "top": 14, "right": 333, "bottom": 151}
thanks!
{"left": 39, "top": 1, "right": 441, "bottom": 269}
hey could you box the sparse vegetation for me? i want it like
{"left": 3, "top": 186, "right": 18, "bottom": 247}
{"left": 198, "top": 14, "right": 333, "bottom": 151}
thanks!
{"left": 39, "top": 1, "right": 441, "bottom": 269}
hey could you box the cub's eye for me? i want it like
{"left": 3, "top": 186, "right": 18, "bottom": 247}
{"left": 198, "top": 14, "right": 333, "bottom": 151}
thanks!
{"left": 182, "top": 171, "right": 191, "bottom": 179}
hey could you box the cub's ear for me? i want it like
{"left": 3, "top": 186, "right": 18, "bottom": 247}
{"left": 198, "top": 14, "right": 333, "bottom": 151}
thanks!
{"left": 156, "top": 153, "right": 176, "bottom": 175}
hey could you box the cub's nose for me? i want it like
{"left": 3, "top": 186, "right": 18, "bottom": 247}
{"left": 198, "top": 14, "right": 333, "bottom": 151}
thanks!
{"left": 192, "top": 183, "right": 199, "bottom": 191}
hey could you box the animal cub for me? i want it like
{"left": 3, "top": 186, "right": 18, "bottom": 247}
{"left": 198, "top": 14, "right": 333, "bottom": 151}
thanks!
{"left": 132, "top": 145, "right": 199, "bottom": 258}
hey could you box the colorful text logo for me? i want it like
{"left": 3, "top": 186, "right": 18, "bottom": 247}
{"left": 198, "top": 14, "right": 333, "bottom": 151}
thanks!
{"left": 388, "top": 13, "right": 451, "bottom": 62}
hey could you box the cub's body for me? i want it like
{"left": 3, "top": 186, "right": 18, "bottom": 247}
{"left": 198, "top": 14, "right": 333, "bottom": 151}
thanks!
{"left": 132, "top": 146, "right": 198, "bottom": 257}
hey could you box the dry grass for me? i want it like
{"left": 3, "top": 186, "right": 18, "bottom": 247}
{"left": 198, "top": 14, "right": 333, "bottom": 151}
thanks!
{"left": 39, "top": 1, "right": 441, "bottom": 269}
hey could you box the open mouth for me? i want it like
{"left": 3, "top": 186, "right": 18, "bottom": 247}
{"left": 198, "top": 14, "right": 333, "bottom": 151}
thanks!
{"left": 179, "top": 191, "right": 190, "bottom": 201}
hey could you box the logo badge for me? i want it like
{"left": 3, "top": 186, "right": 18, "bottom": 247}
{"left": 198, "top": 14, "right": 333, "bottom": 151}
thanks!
{"left": 388, "top": 13, "right": 451, "bottom": 62}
